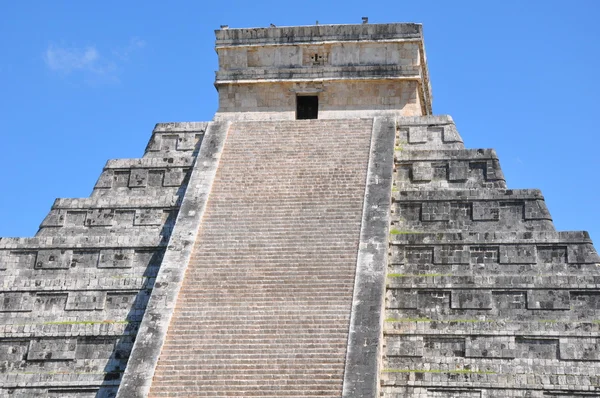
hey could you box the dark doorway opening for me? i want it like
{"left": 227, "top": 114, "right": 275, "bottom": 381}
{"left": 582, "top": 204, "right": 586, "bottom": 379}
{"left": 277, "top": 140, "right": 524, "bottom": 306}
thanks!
{"left": 296, "top": 95, "right": 318, "bottom": 119}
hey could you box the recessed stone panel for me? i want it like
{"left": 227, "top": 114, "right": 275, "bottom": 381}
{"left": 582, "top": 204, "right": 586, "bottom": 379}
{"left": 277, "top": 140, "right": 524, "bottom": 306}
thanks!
{"left": 515, "top": 337, "right": 559, "bottom": 359}
{"left": 448, "top": 161, "right": 468, "bottom": 181}
{"left": 465, "top": 336, "right": 515, "bottom": 359}
{"left": 0, "top": 340, "right": 30, "bottom": 361}
{"left": 537, "top": 246, "right": 567, "bottom": 264}
{"left": 70, "top": 251, "right": 100, "bottom": 268}
{"left": 129, "top": 169, "right": 149, "bottom": 188}
{"left": 34, "top": 293, "right": 68, "bottom": 312}
{"left": 98, "top": 249, "right": 134, "bottom": 268}
{"left": 412, "top": 163, "right": 433, "bottom": 182}
{"left": 469, "top": 246, "right": 499, "bottom": 265}
{"left": 386, "top": 336, "right": 424, "bottom": 357}
{"left": 408, "top": 126, "right": 427, "bottom": 143}
{"left": 451, "top": 290, "right": 493, "bottom": 310}
{"left": 567, "top": 244, "right": 600, "bottom": 264}
{"left": 35, "top": 249, "right": 71, "bottom": 269}
{"left": 559, "top": 338, "right": 600, "bottom": 361}
{"left": 405, "top": 247, "right": 434, "bottom": 265}
{"left": 163, "top": 169, "right": 186, "bottom": 187}
{"left": 85, "top": 209, "right": 114, "bottom": 227}
{"left": 65, "top": 291, "right": 107, "bottom": 311}
{"left": 386, "top": 289, "right": 418, "bottom": 309}
{"left": 527, "top": 290, "right": 570, "bottom": 310}
{"left": 105, "top": 292, "right": 138, "bottom": 310}
{"left": 421, "top": 202, "right": 451, "bottom": 222}
{"left": 499, "top": 245, "right": 536, "bottom": 264}
{"left": 0, "top": 292, "right": 35, "bottom": 312}
{"left": 134, "top": 209, "right": 164, "bottom": 226}
{"left": 27, "top": 338, "right": 78, "bottom": 361}
{"left": 0, "top": 251, "right": 36, "bottom": 270}
{"left": 434, "top": 245, "right": 469, "bottom": 264}
{"left": 472, "top": 201, "right": 499, "bottom": 221}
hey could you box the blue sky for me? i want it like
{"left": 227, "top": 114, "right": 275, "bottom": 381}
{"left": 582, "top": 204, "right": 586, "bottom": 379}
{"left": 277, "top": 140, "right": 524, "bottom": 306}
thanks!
{"left": 1, "top": 1, "right": 599, "bottom": 243}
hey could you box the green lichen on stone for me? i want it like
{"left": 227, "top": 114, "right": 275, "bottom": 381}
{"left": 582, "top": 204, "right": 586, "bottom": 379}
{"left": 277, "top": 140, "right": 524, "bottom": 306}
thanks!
{"left": 383, "top": 368, "right": 495, "bottom": 375}
{"left": 387, "top": 273, "right": 452, "bottom": 278}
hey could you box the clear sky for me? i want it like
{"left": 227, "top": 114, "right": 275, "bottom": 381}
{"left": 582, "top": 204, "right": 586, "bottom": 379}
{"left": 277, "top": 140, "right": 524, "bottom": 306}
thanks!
{"left": 1, "top": 1, "right": 599, "bottom": 243}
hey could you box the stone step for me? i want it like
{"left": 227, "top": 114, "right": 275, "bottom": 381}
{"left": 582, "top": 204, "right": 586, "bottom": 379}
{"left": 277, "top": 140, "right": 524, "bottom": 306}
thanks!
{"left": 149, "top": 119, "right": 373, "bottom": 396}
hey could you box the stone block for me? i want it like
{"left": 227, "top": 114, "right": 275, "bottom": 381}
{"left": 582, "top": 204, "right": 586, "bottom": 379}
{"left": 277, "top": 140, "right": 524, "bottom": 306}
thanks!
{"left": 559, "top": 338, "right": 600, "bottom": 361}
{"left": 421, "top": 202, "right": 451, "bottom": 221}
{"left": 65, "top": 291, "right": 107, "bottom": 311}
{"left": 472, "top": 201, "right": 499, "bottom": 221}
{"left": 134, "top": 209, "right": 164, "bottom": 226}
{"left": 113, "top": 170, "right": 130, "bottom": 187}
{"left": 35, "top": 249, "right": 71, "bottom": 269}
{"left": 424, "top": 337, "right": 466, "bottom": 357}
{"left": 40, "top": 209, "right": 65, "bottom": 227}
{"left": 85, "top": 209, "right": 114, "bottom": 227}
{"left": 429, "top": 390, "right": 482, "bottom": 398}
{"left": 94, "top": 170, "right": 113, "bottom": 188}
{"left": 27, "top": 338, "right": 77, "bottom": 361}
{"left": 465, "top": 336, "right": 516, "bottom": 359}
{"left": 527, "top": 290, "right": 570, "bottom": 310}
{"left": 147, "top": 170, "right": 164, "bottom": 187}
{"left": 389, "top": 245, "right": 404, "bottom": 265}
{"left": 536, "top": 246, "right": 567, "bottom": 264}
{"left": 177, "top": 133, "right": 204, "bottom": 151}
{"left": 412, "top": 163, "right": 433, "bottom": 182}
{"left": 441, "top": 124, "right": 462, "bottom": 143}
{"left": 469, "top": 246, "right": 499, "bottom": 264}
{"left": 405, "top": 247, "right": 434, "bottom": 264}
{"left": 492, "top": 291, "right": 527, "bottom": 309}
{"left": 524, "top": 199, "right": 551, "bottom": 220}
{"left": 451, "top": 290, "right": 493, "bottom": 310}
{"left": 34, "top": 293, "right": 68, "bottom": 312}
{"left": 386, "top": 336, "right": 424, "bottom": 357}
{"left": 106, "top": 292, "right": 138, "bottom": 310}
{"left": 417, "top": 291, "right": 450, "bottom": 309}
{"left": 0, "top": 251, "right": 36, "bottom": 270}
{"left": 515, "top": 337, "right": 559, "bottom": 359}
{"left": 65, "top": 210, "right": 87, "bottom": 226}
{"left": 129, "top": 169, "right": 149, "bottom": 188}
{"left": 98, "top": 249, "right": 134, "bottom": 268}
{"left": 499, "top": 245, "right": 537, "bottom": 264}
{"left": 448, "top": 161, "right": 468, "bottom": 181}
{"left": 408, "top": 126, "right": 427, "bottom": 143}
{"left": 434, "top": 245, "right": 469, "bottom": 264}
{"left": 76, "top": 336, "right": 117, "bottom": 360}
{"left": 164, "top": 169, "right": 186, "bottom": 187}
{"left": 567, "top": 244, "right": 600, "bottom": 263}
{"left": 0, "top": 292, "right": 35, "bottom": 312}
{"left": 160, "top": 135, "right": 178, "bottom": 151}
{"left": 0, "top": 340, "right": 29, "bottom": 362}
{"left": 386, "top": 289, "right": 418, "bottom": 309}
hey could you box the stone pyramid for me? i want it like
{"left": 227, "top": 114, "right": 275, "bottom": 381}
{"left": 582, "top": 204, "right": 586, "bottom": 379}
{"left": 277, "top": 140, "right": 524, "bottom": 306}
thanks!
{"left": 1, "top": 23, "right": 599, "bottom": 398}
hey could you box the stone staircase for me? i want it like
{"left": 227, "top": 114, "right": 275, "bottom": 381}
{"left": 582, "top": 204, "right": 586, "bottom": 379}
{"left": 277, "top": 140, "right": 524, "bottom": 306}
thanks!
{"left": 149, "top": 119, "right": 374, "bottom": 397}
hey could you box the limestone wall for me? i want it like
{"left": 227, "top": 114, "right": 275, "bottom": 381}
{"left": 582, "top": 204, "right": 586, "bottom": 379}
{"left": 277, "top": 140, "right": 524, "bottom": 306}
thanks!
{"left": 381, "top": 116, "right": 600, "bottom": 397}
{"left": 215, "top": 80, "right": 421, "bottom": 121}
{"left": 214, "top": 23, "right": 431, "bottom": 120}
{"left": 0, "top": 122, "right": 206, "bottom": 397}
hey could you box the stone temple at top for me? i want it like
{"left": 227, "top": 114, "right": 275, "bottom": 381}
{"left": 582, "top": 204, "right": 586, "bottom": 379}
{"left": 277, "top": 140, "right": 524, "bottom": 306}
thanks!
{"left": 1, "top": 22, "right": 599, "bottom": 398}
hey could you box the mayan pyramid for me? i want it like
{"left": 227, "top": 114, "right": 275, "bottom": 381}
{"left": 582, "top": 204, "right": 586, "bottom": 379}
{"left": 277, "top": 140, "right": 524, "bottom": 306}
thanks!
{"left": 1, "top": 22, "right": 599, "bottom": 398}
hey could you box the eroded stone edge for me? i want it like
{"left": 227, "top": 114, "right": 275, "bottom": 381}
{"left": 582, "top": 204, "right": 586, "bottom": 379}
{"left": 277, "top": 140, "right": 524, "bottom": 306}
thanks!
{"left": 116, "top": 120, "right": 231, "bottom": 398}
{"left": 342, "top": 117, "right": 395, "bottom": 398}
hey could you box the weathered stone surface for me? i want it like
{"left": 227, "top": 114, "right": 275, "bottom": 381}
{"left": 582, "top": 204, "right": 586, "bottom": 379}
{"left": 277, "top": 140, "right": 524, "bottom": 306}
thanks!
{"left": 382, "top": 117, "right": 600, "bottom": 397}
{"left": 0, "top": 123, "right": 205, "bottom": 396}
{"left": 3, "top": 21, "right": 600, "bottom": 398}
